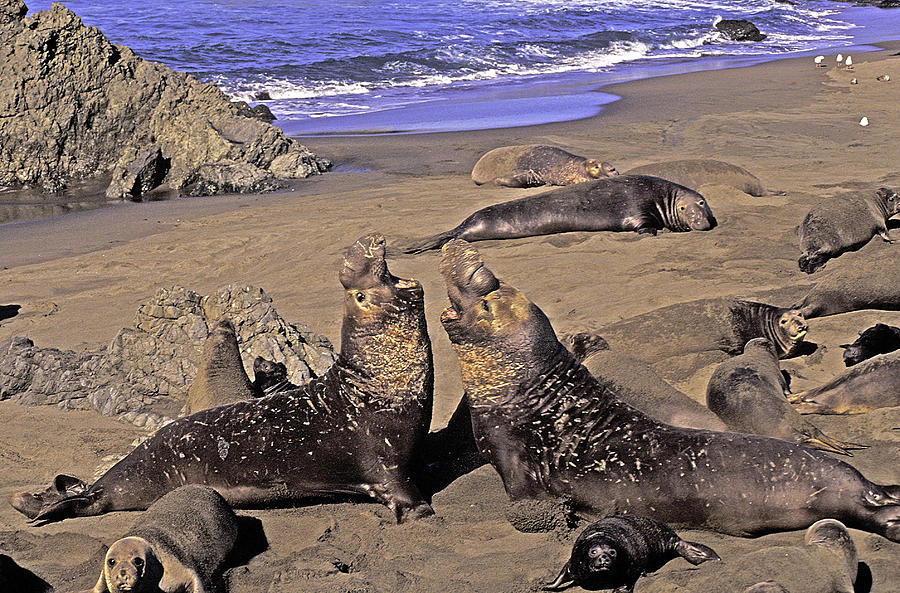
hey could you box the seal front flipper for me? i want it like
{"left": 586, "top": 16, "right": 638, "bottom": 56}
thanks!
{"left": 673, "top": 540, "right": 721, "bottom": 565}
{"left": 543, "top": 562, "right": 575, "bottom": 591}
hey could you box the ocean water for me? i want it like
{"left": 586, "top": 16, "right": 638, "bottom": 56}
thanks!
{"left": 22, "top": 1, "right": 900, "bottom": 134}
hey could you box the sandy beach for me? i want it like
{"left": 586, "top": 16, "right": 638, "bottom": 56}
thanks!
{"left": 1, "top": 41, "right": 899, "bottom": 592}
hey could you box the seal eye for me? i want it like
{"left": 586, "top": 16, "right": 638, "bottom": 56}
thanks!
{"left": 608, "top": 549, "right": 616, "bottom": 557}
{"left": 355, "top": 292, "right": 366, "bottom": 303}
{"left": 132, "top": 557, "right": 144, "bottom": 568}
{"left": 588, "top": 546, "right": 601, "bottom": 558}
{"left": 678, "top": 204, "right": 687, "bottom": 211}
{"left": 780, "top": 318, "right": 787, "bottom": 325}
{"left": 697, "top": 200, "right": 705, "bottom": 206}
{"left": 107, "top": 558, "right": 116, "bottom": 567}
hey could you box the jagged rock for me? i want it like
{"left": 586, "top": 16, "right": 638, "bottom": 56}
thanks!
{"left": 0, "top": 285, "right": 337, "bottom": 430}
{"left": 234, "top": 100, "right": 276, "bottom": 122}
{"left": 182, "top": 160, "right": 279, "bottom": 197}
{"left": 0, "top": 2, "right": 330, "bottom": 196}
{"left": 715, "top": 19, "right": 767, "bottom": 42}
{"left": 105, "top": 146, "right": 170, "bottom": 200}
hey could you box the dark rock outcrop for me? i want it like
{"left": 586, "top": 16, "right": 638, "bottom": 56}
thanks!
{"left": 0, "top": 1, "right": 330, "bottom": 198}
{"left": 715, "top": 19, "right": 767, "bottom": 42}
{"left": 0, "top": 285, "right": 337, "bottom": 430}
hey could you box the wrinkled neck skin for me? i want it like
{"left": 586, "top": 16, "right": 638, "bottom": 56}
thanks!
{"left": 656, "top": 187, "right": 692, "bottom": 232}
{"left": 755, "top": 304, "right": 805, "bottom": 358}
{"left": 868, "top": 190, "right": 895, "bottom": 221}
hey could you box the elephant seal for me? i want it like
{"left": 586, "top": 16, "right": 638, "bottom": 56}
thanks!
{"left": 184, "top": 318, "right": 261, "bottom": 414}
{"left": 789, "top": 349, "right": 900, "bottom": 414}
{"left": 797, "top": 186, "right": 899, "bottom": 273}
{"left": 471, "top": 144, "right": 618, "bottom": 188}
{"left": 251, "top": 356, "right": 297, "bottom": 394}
{"left": 0, "top": 554, "right": 51, "bottom": 593}
{"left": 438, "top": 239, "right": 900, "bottom": 540}
{"left": 841, "top": 323, "right": 900, "bottom": 366}
{"left": 544, "top": 514, "right": 720, "bottom": 592}
{"left": 795, "top": 240, "right": 900, "bottom": 318}
{"left": 401, "top": 175, "right": 716, "bottom": 253}
{"left": 88, "top": 485, "right": 238, "bottom": 593}
{"left": 563, "top": 332, "right": 726, "bottom": 431}
{"left": 596, "top": 297, "right": 808, "bottom": 362}
{"left": 10, "top": 233, "right": 435, "bottom": 524}
{"left": 626, "top": 159, "right": 767, "bottom": 196}
{"left": 705, "top": 338, "right": 864, "bottom": 455}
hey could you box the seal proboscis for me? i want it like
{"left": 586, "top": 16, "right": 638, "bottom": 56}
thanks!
{"left": 797, "top": 187, "right": 899, "bottom": 273}
{"left": 544, "top": 514, "right": 719, "bottom": 592}
{"left": 401, "top": 175, "right": 716, "bottom": 253}
{"left": 438, "top": 239, "right": 900, "bottom": 541}
{"left": 625, "top": 159, "right": 768, "bottom": 196}
{"left": 87, "top": 485, "right": 238, "bottom": 593}
{"left": 789, "top": 349, "right": 900, "bottom": 414}
{"left": 840, "top": 323, "right": 900, "bottom": 366}
{"left": 10, "top": 233, "right": 435, "bottom": 524}
{"left": 471, "top": 144, "right": 618, "bottom": 188}
{"left": 184, "top": 318, "right": 261, "bottom": 414}
{"left": 705, "top": 338, "right": 864, "bottom": 455}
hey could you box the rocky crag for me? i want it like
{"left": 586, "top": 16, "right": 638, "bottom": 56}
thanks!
{"left": 0, "top": 0, "right": 330, "bottom": 198}
{"left": 0, "top": 285, "right": 337, "bottom": 431}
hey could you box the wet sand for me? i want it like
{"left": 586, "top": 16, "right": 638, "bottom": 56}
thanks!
{"left": 1, "top": 42, "right": 898, "bottom": 592}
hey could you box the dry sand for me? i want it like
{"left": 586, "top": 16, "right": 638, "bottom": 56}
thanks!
{"left": 1, "top": 43, "right": 899, "bottom": 593}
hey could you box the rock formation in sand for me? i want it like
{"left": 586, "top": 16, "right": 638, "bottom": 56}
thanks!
{"left": 0, "top": 0, "right": 330, "bottom": 197}
{"left": 715, "top": 19, "right": 767, "bottom": 42}
{"left": 0, "top": 285, "right": 336, "bottom": 430}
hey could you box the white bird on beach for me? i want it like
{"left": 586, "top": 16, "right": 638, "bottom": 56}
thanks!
{"left": 836, "top": 53, "right": 844, "bottom": 63}
{"left": 814, "top": 55, "right": 825, "bottom": 67}
{"left": 845, "top": 55, "right": 854, "bottom": 70}
{"left": 859, "top": 116, "right": 869, "bottom": 126}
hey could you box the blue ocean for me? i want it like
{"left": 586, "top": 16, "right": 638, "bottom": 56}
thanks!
{"left": 23, "top": 1, "right": 900, "bottom": 134}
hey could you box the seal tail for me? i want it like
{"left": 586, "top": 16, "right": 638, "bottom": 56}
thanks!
{"left": 543, "top": 562, "right": 575, "bottom": 591}
{"left": 674, "top": 540, "right": 721, "bottom": 565}
{"left": 396, "top": 230, "right": 459, "bottom": 254}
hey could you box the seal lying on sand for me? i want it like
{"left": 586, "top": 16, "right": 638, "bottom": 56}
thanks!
{"left": 10, "top": 233, "right": 435, "bottom": 524}
{"left": 544, "top": 514, "right": 720, "bottom": 592}
{"left": 840, "top": 322, "right": 900, "bottom": 366}
{"left": 594, "top": 297, "right": 808, "bottom": 362}
{"left": 401, "top": 175, "right": 716, "bottom": 253}
{"left": 797, "top": 186, "right": 899, "bottom": 273}
{"left": 471, "top": 145, "right": 618, "bottom": 188}
{"left": 789, "top": 350, "right": 900, "bottom": 414}
{"left": 626, "top": 159, "right": 768, "bottom": 196}
{"left": 563, "top": 332, "right": 726, "bottom": 431}
{"left": 87, "top": 485, "right": 238, "bottom": 593}
{"left": 438, "top": 239, "right": 900, "bottom": 540}
{"left": 795, "top": 241, "right": 900, "bottom": 318}
{"left": 184, "top": 318, "right": 261, "bottom": 414}
{"left": 705, "top": 338, "right": 864, "bottom": 455}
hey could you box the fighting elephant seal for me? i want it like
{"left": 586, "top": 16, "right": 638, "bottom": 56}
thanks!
{"left": 87, "top": 485, "right": 238, "bottom": 593}
{"left": 184, "top": 318, "right": 261, "bottom": 414}
{"left": 438, "top": 239, "right": 900, "bottom": 540}
{"left": 705, "top": 338, "right": 864, "bottom": 455}
{"left": 841, "top": 323, "right": 900, "bottom": 366}
{"left": 626, "top": 159, "right": 767, "bottom": 196}
{"left": 797, "top": 186, "right": 899, "bottom": 273}
{"left": 471, "top": 144, "right": 618, "bottom": 188}
{"left": 789, "top": 349, "right": 900, "bottom": 414}
{"left": 544, "top": 514, "right": 720, "bottom": 592}
{"left": 401, "top": 175, "right": 716, "bottom": 253}
{"left": 10, "top": 233, "right": 435, "bottom": 523}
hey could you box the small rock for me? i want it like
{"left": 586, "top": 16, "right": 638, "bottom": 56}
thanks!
{"left": 715, "top": 19, "right": 767, "bottom": 42}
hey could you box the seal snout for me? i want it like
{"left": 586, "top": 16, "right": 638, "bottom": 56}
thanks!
{"left": 339, "top": 233, "right": 389, "bottom": 289}
{"left": 440, "top": 240, "right": 500, "bottom": 312}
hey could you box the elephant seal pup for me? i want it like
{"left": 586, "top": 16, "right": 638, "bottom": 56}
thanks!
{"left": 596, "top": 297, "right": 808, "bottom": 362}
{"left": 10, "top": 233, "right": 435, "bottom": 524}
{"left": 797, "top": 186, "right": 899, "bottom": 273}
{"left": 471, "top": 144, "right": 618, "bottom": 188}
{"left": 789, "top": 350, "right": 900, "bottom": 414}
{"left": 705, "top": 338, "right": 864, "bottom": 455}
{"left": 251, "top": 356, "right": 298, "bottom": 394}
{"left": 401, "top": 175, "right": 715, "bottom": 253}
{"left": 544, "top": 514, "right": 720, "bottom": 592}
{"left": 184, "top": 318, "right": 261, "bottom": 414}
{"left": 438, "top": 239, "right": 900, "bottom": 541}
{"left": 626, "top": 159, "right": 767, "bottom": 196}
{"left": 563, "top": 332, "right": 726, "bottom": 431}
{"left": 841, "top": 323, "right": 900, "bottom": 366}
{"left": 88, "top": 485, "right": 238, "bottom": 593}
{"left": 795, "top": 240, "right": 900, "bottom": 318}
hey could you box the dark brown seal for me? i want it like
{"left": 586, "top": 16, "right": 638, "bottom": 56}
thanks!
{"left": 87, "top": 485, "right": 238, "bottom": 593}
{"left": 251, "top": 356, "right": 297, "bottom": 394}
{"left": 789, "top": 350, "right": 900, "bottom": 414}
{"left": 9, "top": 233, "right": 435, "bottom": 524}
{"left": 471, "top": 144, "right": 618, "bottom": 188}
{"left": 705, "top": 338, "right": 865, "bottom": 455}
{"left": 402, "top": 175, "right": 716, "bottom": 253}
{"left": 840, "top": 323, "right": 900, "bottom": 366}
{"left": 625, "top": 159, "right": 767, "bottom": 196}
{"left": 438, "top": 239, "right": 900, "bottom": 541}
{"left": 184, "top": 318, "right": 261, "bottom": 414}
{"left": 797, "top": 187, "right": 899, "bottom": 273}
{"left": 544, "top": 514, "right": 720, "bottom": 592}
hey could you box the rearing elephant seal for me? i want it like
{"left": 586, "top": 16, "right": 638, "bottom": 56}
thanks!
{"left": 626, "top": 159, "right": 767, "bottom": 196}
{"left": 471, "top": 144, "right": 618, "bottom": 188}
{"left": 88, "top": 485, "right": 238, "bottom": 593}
{"left": 438, "top": 239, "right": 900, "bottom": 541}
{"left": 10, "top": 233, "right": 435, "bottom": 524}
{"left": 402, "top": 175, "right": 716, "bottom": 253}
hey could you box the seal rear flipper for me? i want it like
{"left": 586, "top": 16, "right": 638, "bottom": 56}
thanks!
{"left": 29, "top": 491, "right": 98, "bottom": 524}
{"left": 543, "top": 562, "right": 575, "bottom": 591}
{"left": 397, "top": 230, "right": 459, "bottom": 254}
{"left": 674, "top": 540, "right": 721, "bottom": 565}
